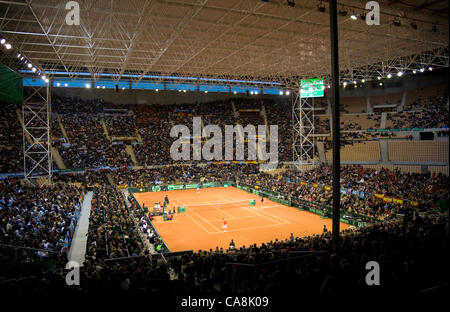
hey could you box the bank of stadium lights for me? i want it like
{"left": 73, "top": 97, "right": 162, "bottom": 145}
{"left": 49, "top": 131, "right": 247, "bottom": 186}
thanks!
{"left": 428, "top": 67, "right": 433, "bottom": 71}
{"left": 85, "top": 84, "right": 91, "bottom": 88}
{"left": 397, "top": 71, "right": 403, "bottom": 77}
{"left": 155, "top": 89, "right": 159, "bottom": 92}
{"left": 286, "top": 90, "right": 290, "bottom": 95}
{"left": 56, "top": 83, "right": 60, "bottom": 87}
{"left": 387, "top": 74, "right": 392, "bottom": 79}
{"left": 204, "top": 91, "right": 208, "bottom": 93}
{"left": 350, "top": 13, "right": 357, "bottom": 20}
{"left": 2, "top": 38, "right": 46, "bottom": 81}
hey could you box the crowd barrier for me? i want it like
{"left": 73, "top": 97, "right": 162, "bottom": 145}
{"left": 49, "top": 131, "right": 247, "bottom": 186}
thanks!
{"left": 128, "top": 192, "right": 171, "bottom": 253}
{"left": 128, "top": 181, "right": 232, "bottom": 194}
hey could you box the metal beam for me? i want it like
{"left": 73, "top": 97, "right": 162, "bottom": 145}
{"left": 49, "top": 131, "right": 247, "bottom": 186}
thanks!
{"left": 329, "top": 0, "right": 340, "bottom": 249}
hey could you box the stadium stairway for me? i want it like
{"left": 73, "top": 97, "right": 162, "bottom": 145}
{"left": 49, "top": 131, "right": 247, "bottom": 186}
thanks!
{"left": 101, "top": 118, "right": 111, "bottom": 141}
{"left": 15, "top": 109, "right": 33, "bottom": 144}
{"left": 398, "top": 91, "right": 407, "bottom": 111}
{"left": 366, "top": 97, "right": 373, "bottom": 113}
{"left": 231, "top": 101, "right": 239, "bottom": 118}
{"left": 379, "top": 140, "right": 390, "bottom": 164}
{"left": 57, "top": 115, "right": 70, "bottom": 144}
{"left": 106, "top": 172, "right": 116, "bottom": 187}
{"left": 380, "top": 112, "right": 387, "bottom": 128}
{"left": 136, "top": 130, "right": 143, "bottom": 143}
{"left": 316, "top": 141, "right": 326, "bottom": 163}
{"left": 51, "top": 146, "right": 67, "bottom": 169}
{"left": 125, "top": 144, "right": 139, "bottom": 166}
{"left": 68, "top": 191, "right": 93, "bottom": 267}
{"left": 261, "top": 105, "right": 270, "bottom": 139}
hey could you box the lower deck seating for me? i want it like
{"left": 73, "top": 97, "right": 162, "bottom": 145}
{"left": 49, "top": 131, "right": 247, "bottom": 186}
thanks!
{"left": 326, "top": 141, "right": 380, "bottom": 162}
{"left": 388, "top": 141, "right": 449, "bottom": 163}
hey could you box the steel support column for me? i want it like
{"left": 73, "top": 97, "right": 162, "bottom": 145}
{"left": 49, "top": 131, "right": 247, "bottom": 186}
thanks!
{"left": 22, "top": 83, "right": 52, "bottom": 184}
{"left": 330, "top": 0, "right": 341, "bottom": 248}
{"left": 292, "top": 93, "right": 315, "bottom": 171}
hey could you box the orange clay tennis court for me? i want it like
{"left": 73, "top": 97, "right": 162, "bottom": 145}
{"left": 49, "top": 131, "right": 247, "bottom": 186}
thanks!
{"left": 133, "top": 186, "right": 350, "bottom": 252}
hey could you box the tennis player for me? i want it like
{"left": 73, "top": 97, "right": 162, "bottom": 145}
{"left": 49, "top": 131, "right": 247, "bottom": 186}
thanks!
{"left": 197, "top": 184, "right": 200, "bottom": 194}
{"left": 222, "top": 219, "right": 227, "bottom": 232}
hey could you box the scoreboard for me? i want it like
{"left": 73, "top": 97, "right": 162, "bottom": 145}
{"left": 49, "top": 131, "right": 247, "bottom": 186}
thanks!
{"left": 300, "top": 78, "right": 324, "bottom": 98}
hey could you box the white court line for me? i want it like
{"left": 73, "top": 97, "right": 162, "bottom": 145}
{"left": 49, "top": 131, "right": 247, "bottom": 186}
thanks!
{"left": 217, "top": 194, "right": 281, "bottom": 225}
{"left": 173, "top": 199, "right": 214, "bottom": 234}
{"left": 176, "top": 198, "right": 222, "bottom": 233}
{"left": 252, "top": 204, "right": 292, "bottom": 224}
{"left": 208, "top": 221, "right": 290, "bottom": 234}
{"left": 258, "top": 205, "right": 280, "bottom": 209}
{"left": 208, "top": 214, "right": 264, "bottom": 222}
{"left": 204, "top": 201, "right": 235, "bottom": 218}
{"left": 220, "top": 193, "right": 292, "bottom": 224}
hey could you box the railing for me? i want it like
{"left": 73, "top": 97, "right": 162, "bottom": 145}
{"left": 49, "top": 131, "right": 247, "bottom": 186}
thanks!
{"left": 127, "top": 180, "right": 232, "bottom": 193}
{"left": 128, "top": 192, "right": 171, "bottom": 253}
{"left": 235, "top": 181, "right": 381, "bottom": 226}
{"left": 0, "top": 244, "right": 60, "bottom": 261}
{"left": 424, "top": 191, "right": 449, "bottom": 212}
{"left": 225, "top": 251, "right": 327, "bottom": 292}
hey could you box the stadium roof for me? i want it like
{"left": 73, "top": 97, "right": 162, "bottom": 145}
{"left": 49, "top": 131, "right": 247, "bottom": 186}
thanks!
{"left": 0, "top": 0, "right": 448, "bottom": 87}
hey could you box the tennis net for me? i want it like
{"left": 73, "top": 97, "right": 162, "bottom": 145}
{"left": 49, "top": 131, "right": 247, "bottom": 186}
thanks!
{"left": 176, "top": 199, "right": 255, "bottom": 213}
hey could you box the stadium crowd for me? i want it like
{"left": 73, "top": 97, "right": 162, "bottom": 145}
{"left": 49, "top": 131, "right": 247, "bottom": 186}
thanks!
{"left": 0, "top": 179, "right": 83, "bottom": 258}
{"left": 85, "top": 186, "right": 144, "bottom": 261}
{"left": 0, "top": 86, "right": 448, "bottom": 172}
{"left": 0, "top": 86, "right": 448, "bottom": 298}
